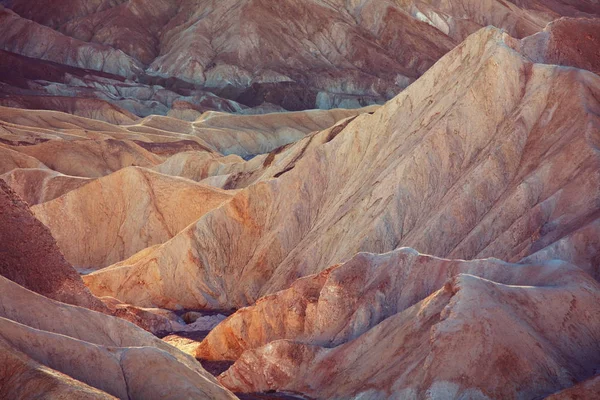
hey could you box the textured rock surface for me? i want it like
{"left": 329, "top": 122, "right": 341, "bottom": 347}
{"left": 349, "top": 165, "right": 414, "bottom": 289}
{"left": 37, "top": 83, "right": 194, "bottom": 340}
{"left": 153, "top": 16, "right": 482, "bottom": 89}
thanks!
{"left": 0, "top": 105, "right": 370, "bottom": 159}
{"left": 32, "top": 167, "right": 233, "bottom": 269}
{"left": 2, "top": 0, "right": 598, "bottom": 114}
{"left": 0, "top": 4, "right": 599, "bottom": 399}
{"left": 0, "top": 275, "right": 237, "bottom": 399}
{"left": 0, "top": 177, "right": 192, "bottom": 335}
{"left": 8, "top": 139, "right": 163, "bottom": 178}
{"left": 200, "top": 249, "right": 591, "bottom": 360}
{"left": 1, "top": 168, "right": 91, "bottom": 205}
{"left": 219, "top": 264, "right": 600, "bottom": 399}
{"left": 0, "top": 145, "right": 48, "bottom": 174}
{"left": 85, "top": 27, "right": 600, "bottom": 310}
{"left": 546, "top": 374, "right": 600, "bottom": 399}
{"left": 0, "top": 179, "right": 106, "bottom": 310}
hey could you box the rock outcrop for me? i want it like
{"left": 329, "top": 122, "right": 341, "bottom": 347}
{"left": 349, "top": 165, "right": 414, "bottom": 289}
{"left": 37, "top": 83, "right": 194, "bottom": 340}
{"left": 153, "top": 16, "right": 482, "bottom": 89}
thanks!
{"left": 0, "top": 4, "right": 599, "bottom": 399}
{"left": 8, "top": 139, "right": 163, "bottom": 178}
{"left": 0, "top": 275, "right": 237, "bottom": 399}
{"left": 0, "top": 179, "right": 106, "bottom": 310}
{"left": 1, "top": 168, "right": 91, "bottom": 205}
{"left": 2, "top": 0, "right": 598, "bottom": 114}
{"left": 546, "top": 374, "right": 600, "bottom": 399}
{"left": 199, "top": 249, "right": 593, "bottom": 361}
{"left": 32, "top": 167, "right": 233, "bottom": 269}
{"left": 85, "top": 26, "right": 600, "bottom": 311}
{"left": 219, "top": 261, "right": 600, "bottom": 399}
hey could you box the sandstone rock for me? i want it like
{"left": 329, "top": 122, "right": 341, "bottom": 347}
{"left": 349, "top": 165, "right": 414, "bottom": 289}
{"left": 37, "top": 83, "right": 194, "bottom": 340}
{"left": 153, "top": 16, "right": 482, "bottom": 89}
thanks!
{"left": 0, "top": 7, "right": 143, "bottom": 78}
{"left": 0, "top": 178, "right": 181, "bottom": 334}
{"left": 517, "top": 17, "right": 600, "bottom": 75}
{"left": 0, "top": 49, "right": 247, "bottom": 120}
{"left": 0, "top": 335, "right": 117, "bottom": 400}
{"left": 0, "top": 95, "right": 139, "bottom": 124}
{"left": 219, "top": 262, "right": 600, "bottom": 399}
{"left": 5, "top": 0, "right": 595, "bottom": 112}
{"left": 84, "top": 27, "right": 600, "bottom": 310}
{"left": 32, "top": 166, "right": 233, "bottom": 269}
{"left": 546, "top": 374, "right": 600, "bottom": 399}
{"left": 199, "top": 248, "right": 593, "bottom": 361}
{"left": 9, "top": 139, "right": 162, "bottom": 178}
{"left": 0, "top": 145, "right": 48, "bottom": 174}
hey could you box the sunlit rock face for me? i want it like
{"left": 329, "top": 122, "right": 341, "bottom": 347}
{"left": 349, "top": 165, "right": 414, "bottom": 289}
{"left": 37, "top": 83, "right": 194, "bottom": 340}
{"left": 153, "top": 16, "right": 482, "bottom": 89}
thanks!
{"left": 0, "top": 1, "right": 599, "bottom": 399}
{"left": 84, "top": 27, "right": 600, "bottom": 312}
{"left": 218, "top": 254, "right": 600, "bottom": 400}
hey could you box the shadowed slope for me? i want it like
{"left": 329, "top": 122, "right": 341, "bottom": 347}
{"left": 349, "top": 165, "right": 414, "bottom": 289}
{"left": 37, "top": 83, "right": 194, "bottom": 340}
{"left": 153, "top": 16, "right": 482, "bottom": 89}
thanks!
{"left": 0, "top": 179, "right": 105, "bottom": 310}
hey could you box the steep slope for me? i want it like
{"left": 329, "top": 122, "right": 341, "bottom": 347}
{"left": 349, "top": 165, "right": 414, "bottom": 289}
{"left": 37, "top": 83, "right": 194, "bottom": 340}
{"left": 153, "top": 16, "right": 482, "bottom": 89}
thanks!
{"left": 219, "top": 265, "right": 600, "bottom": 399}
{"left": 0, "top": 49, "right": 248, "bottom": 119}
{"left": 0, "top": 145, "right": 48, "bottom": 174}
{"left": 0, "top": 275, "right": 238, "bottom": 399}
{"left": 188, "top": 107, "right": 378, "bottom": 157}
{"left": 517, "top": 17, "right": 600, "bottom": 75}
{"left": 546, "top": 374, "right": 600, "bottom": 399}
{"left": 0, "top": 178, "right": 185, "bottom": 334}
{"left": 32, "top": 167, "right": 233, "bottom": 270}
{"left": 84, "top": 27, "right": 600, "bottom": 310}
{"left": 0, "top": 6, "right": 143, "bottom": 78}
{"left": 1, "top": 335, "right": 116, "bottom": 400}
{"left": 0, "top": 179, "right": 106, "bottom": 310}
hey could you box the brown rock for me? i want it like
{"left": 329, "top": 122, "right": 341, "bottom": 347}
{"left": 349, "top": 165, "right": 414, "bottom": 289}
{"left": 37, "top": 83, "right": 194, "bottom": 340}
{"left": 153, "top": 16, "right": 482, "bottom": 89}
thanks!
{"left": 0, "top": 178, "right": 105, "bottom": 311}
{"left": 10, "top": 139, "right": 162, "bottom": 178}
{"left": 1, "top": 167, "right": 91, "bottom": 205}
{"left": 546, "top": 374, "right": 600, "bottom": 399}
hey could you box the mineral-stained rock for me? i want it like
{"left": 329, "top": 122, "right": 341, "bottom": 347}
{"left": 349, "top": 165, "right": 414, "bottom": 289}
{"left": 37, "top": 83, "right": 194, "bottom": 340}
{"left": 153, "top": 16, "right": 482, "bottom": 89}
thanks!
{"left": 5, "top": 0, "right": 596, "bottom": 112}
{"left": 218, "top": 261, "right": 600, "bottom": 399}
{"left": 0, "top": 95, "right": 139, "bottom": 125}
{"left": 198, "top": 249, "right": 594, "bottom": 361}
{"left": 0, "top": 104, "right": 373, "bottom": 159}
{"left": 32, "top": 166, "right": 233, "bottom": 269}
{"left": 0, "top": 145, "right": 48, "bottom": 174}
{"left": 546, "top": 374, "right": 600, "bottom": 399}
{"left": 0, "top": 7, "right": 143, "bottom": 78}
{"left": 84, "top": 27, "right": 600, "bottom": 311}
{"left": 0, "top": 335, "right": 117, "bottom": 400}
{"left": 0, "top": 178, "right": 183, "bottom": 334}
{"left": 516, "top": 17, "right": 600, "bottom": 75}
